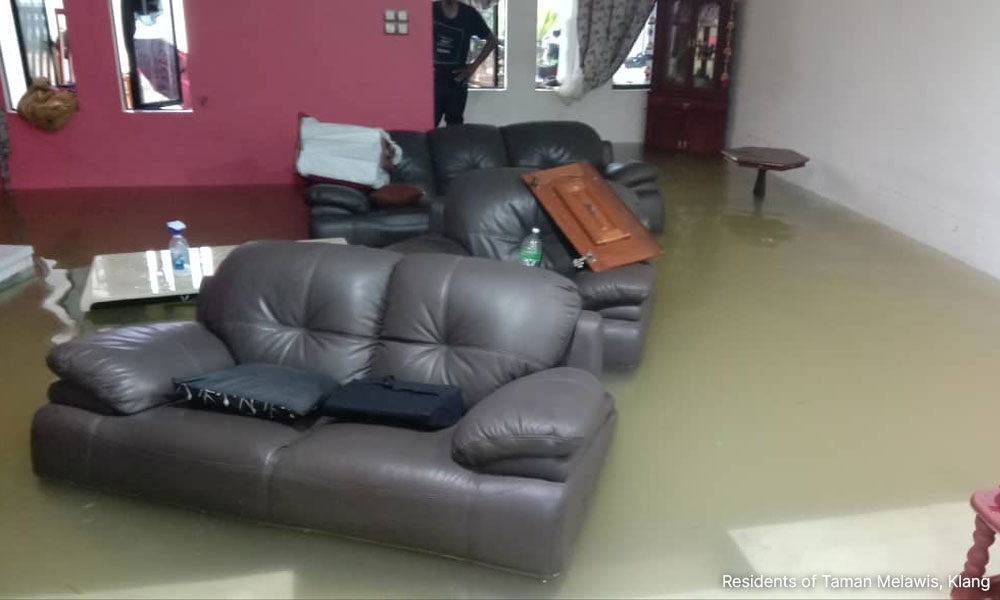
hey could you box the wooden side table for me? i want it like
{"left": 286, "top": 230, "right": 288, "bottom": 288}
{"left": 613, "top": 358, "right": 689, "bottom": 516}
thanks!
{"left": 953, "top": 488, "right": 1000, "bottom": 599}
{"left": 722, "top": 147, "right": 809, "bottom": 202}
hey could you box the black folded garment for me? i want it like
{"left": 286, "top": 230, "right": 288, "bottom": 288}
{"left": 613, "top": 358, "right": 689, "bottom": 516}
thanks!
{"left": 321, "top": 376, "right": 464, "bottom": 430}
{"left": 175, "top": 363, "right": 339, "bottom": 423}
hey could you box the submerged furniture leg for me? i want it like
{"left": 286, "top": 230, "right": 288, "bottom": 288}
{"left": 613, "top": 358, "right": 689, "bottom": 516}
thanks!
{"left": 952, "top": 515, "right": 996, "bottom": 599}
{"left": 753, "top": 168, "right": 767, "bottom": 199}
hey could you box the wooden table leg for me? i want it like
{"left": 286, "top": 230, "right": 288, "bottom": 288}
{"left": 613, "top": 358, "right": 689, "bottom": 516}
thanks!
{"left": 753, "top": 168, "right": 767, "bottom": 199}
{"left": 953, "top": 515, "right": 997, "bottom": 599}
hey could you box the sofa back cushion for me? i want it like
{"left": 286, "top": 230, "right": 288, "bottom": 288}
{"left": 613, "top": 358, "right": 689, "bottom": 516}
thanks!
{"left": 387, "top": 130, "right": 437, "bottom": 202}
{"left": 198, "top": 241, "right": 581, "bottom": 407}
{"left": 444, "top": 167, "right": 577, "bottom": 276}
{"left": 427, "top": 124, "right": 508, "bottom": 193}
{"left": 198, "top": 242, "right": 402, "bottom": 382}
{"left": 501, "top": 121, "right": 606, "bottom": 170}
{"left": 370, "top": 253, "right": 581, "bottom": 407}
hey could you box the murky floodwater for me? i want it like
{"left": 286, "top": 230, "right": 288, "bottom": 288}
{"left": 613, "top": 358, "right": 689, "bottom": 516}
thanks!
{"left": 2, "top": 159, "right": 1000, "bottom": 598}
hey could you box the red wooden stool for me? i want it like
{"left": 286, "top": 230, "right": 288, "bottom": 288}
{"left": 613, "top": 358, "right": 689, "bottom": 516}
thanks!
{"left": 954, "top": 489, "right": 1000, "bottom": 599}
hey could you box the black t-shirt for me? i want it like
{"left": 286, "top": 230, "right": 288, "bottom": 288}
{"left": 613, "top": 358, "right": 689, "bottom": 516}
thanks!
{"left": 433, "top": 1, "right": 492, "bottom": 86}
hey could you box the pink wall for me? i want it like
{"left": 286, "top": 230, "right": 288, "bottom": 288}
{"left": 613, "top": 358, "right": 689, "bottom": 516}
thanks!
{"left": 4, "top": 0, "right": 433, "bottom": 190}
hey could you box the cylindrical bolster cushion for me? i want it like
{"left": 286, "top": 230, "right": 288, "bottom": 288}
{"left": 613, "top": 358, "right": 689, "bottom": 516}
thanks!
{"left": 46, "top": 322, "right": 234, "bottom": 415}
{"left": 452, "top": 367, "right": 612, "bottom": 470}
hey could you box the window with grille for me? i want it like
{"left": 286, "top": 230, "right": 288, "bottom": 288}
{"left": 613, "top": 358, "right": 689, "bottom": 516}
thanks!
{"left": 110, "top": 0, "right": 189, "bottom": 111}
{"left": 467, "top": 0, "right": 506, "bottom": 90}
{"left": 0, "top": 0, "right": 74, "bottom": 110}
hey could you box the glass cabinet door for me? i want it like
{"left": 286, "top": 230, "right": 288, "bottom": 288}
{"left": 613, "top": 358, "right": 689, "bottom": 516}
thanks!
{"left": 663, "top": 0, "right": 694, "bottom": 87}
{"left": 691, "top": 1, "right": 721, "bottom": 89}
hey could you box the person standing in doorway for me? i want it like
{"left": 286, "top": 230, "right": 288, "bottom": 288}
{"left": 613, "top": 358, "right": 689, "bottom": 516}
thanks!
{"left": 433, "top": 0, "right": 498, "bottom": 127}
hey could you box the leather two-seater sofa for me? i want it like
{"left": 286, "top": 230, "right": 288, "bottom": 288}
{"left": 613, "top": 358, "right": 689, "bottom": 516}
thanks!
{"left": 32, "top": 241, "right": 615, "bottom": 577}
{"left": 307, "top": 120, "right": 665, "bottom": 246}
{"left": 389, "top": 168, "right": 656, "bottom": 369}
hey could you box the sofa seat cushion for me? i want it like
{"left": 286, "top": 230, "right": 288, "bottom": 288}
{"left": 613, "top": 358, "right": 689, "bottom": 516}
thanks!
{"left": 386, "top": 234, "right": 469, "bottom": 257}
{"left": 370, "top": 183, "right": 423, "bottom": 207}
{"left": 572, "top": 263, "right": 655, "bottom": 310}
{"left": 305, "top": 184, "right": 371, "bottom": 213}
{"left": 32, "top": 403, "right": 306, "bottom": 519}
{"left": 267, "top": 421, "right": 575, "bottom": 574}
{"left": 310, "top": 208, "right": 430, "bottom": 247}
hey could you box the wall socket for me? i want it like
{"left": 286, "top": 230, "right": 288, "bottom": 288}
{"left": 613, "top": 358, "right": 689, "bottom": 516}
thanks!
{"left": 384, "top": 9, "right": 409, "bottom": 35}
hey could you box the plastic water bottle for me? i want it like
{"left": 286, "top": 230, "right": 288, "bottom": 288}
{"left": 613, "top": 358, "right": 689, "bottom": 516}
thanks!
{"left": 167, "top": 220, "right": 190, "bottom": 272}
{"left": 518, "top": 227, "right": 543, "bottom": 267}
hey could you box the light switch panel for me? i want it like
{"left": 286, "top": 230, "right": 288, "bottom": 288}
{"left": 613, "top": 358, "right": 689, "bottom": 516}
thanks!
{"left": 383, "top": 8, "right": 408, "bottom": 35}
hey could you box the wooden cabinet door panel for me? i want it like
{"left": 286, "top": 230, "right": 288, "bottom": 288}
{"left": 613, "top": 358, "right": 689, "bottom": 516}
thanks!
{"left": 684, "top": 111, "right": 726, "bottom": 155}
{"left": 645, "top": 96, "right": 686, "bottom": 151}
{"left": 523, "top": 162, "right": 663, "bottom": 272}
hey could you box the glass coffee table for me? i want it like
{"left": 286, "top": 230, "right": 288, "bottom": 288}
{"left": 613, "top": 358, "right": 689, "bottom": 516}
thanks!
{"left": 79, "top": 238, "right": 346, "bottom": 312}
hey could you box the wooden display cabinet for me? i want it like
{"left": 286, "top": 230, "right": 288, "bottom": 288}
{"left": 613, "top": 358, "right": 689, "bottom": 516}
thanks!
{"left": 644, "top": 0, "right": 737, "bottom": 155}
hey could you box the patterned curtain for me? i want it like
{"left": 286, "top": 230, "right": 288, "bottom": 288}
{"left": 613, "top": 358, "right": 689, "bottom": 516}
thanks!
{"left": 557, "top": 0, "right": 655, "bottom": 102}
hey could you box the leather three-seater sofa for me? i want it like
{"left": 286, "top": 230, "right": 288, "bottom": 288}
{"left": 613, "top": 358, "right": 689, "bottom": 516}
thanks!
{"left": 306, "top": 120, "right": 665, "bottom": 246}
{"left": 32, "top": 241, "right": 615, "bottom": 577}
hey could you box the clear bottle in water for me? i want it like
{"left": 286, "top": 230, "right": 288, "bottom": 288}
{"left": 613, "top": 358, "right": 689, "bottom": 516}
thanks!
{"left": 518, "top": 227, "right": 543, "bottom": 267}
{"left": 167, "top": 220, "right": 190, "bottom": 272}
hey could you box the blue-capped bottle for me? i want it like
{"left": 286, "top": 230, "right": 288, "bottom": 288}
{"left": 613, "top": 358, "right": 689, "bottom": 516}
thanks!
{"left": 167, "top": 220, "right": 190, "bottom": 272}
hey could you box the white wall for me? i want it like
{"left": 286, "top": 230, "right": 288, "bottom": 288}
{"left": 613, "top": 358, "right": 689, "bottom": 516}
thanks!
{"left": 728, "top": 0, "right": 1000, "bottom": 279}
{"left": 464, "top": 0, "right": 648, "bottom": 143}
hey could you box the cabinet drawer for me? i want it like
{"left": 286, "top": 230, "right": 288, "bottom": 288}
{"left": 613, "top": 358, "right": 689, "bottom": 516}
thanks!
{"left": 648, "top": 95, "right": 727, "bottom": 113}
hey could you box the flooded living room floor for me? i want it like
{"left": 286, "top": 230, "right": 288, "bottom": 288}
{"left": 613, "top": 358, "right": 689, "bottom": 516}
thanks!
{"left": 2, "top": 157, "right": 999, "bottom": 598}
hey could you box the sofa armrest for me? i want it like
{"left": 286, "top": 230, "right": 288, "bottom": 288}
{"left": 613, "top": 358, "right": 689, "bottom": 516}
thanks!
{"left": 573, "top": 262, "right": 655, "bottom": 311}
{"left": 47, "top": 322, "right": 235, "bottom": 415}
{"left": 452, "top": 367, "right": 612, "bottom": 482}
{"left": 604, "top": 161, "right": 659, "bottom": 187}
{"left": 563, "top": 310, "right": 603, "bottom": 376}
{"left": 305, "top": 184, "right": 371, "bottom": 214}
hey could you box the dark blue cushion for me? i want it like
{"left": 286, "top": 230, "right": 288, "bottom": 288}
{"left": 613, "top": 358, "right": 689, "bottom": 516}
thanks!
{"left": 175, "top": 364, "right": 339, "bottom": 422}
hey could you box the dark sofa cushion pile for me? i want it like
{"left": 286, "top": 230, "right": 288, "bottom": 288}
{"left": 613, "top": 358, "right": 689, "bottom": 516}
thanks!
{"left": 175, "top": 363, "right": 339, "bottom": 422}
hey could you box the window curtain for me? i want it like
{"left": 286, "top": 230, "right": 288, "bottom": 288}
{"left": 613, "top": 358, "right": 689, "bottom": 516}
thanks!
{"left": 557, "top": 0, "right": 655, "bottom": 102}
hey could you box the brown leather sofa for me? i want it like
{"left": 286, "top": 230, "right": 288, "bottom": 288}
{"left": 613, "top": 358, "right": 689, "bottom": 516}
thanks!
{"left": 32, "top": 241, "right": 615, "bottom": 577}
{"left": 307, "top": 121, "right": 665, "bottom": 246}
{"left": 389, "top": 168, "right": 656, "bottom": 369}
